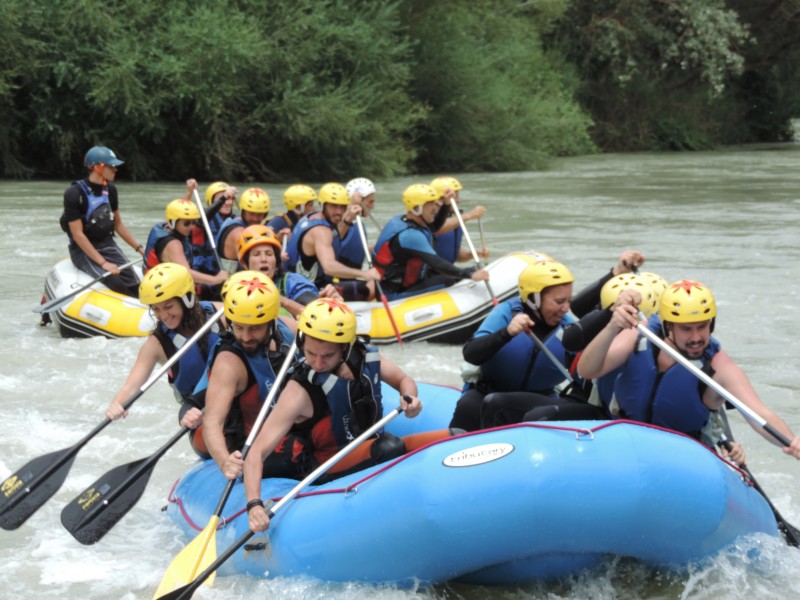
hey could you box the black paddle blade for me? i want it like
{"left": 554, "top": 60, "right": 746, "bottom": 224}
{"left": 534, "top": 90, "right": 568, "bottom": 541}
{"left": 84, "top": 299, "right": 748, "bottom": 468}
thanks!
{"left": 60, "top": 457, "right": 152, "bottom": 545}
{"left": 0, "top": 447, "right": 78, "bottom": 530}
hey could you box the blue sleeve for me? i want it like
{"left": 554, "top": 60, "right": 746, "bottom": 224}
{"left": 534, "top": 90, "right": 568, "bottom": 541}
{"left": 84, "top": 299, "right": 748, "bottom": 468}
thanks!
{"left": 475, "top": 302, "right": 514, "bottom": 337}
{"left": 397, "top": 228, "right": 436, "bottom": 255}
{"left": 284, "top": 272, "right": 320, "bottom": 302}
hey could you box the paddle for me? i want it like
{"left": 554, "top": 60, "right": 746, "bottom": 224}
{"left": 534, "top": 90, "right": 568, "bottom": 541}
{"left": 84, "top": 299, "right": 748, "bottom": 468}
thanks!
{"left": 355, "top": 215, "right": 404, "bottom": 347}
{"left": 154, "top": 402, "right": 406, "bottom": 600}
{"left": 153, "top": 340, "right": 298, "bottom": 597}
{"left": 192, "top": 189, "right": 222, "bottom": 270}
{"left": 33, "top": 257, "right": 143, "bottom": 314}
{"left": 635, "top": 316, "right": 792, "bottom": 447}
{"left": 525, "top": 329, "right": 587, "bottom": 402}
{"left": 61, "top": 427, "right": 190, "bottom": 544}
{"left": 0, "top": 308, "right": 223, "bottom": 531}
{"left": 477, "top": 217, "right": 487, "bottom": 252}
{"left": 716, "top": 411, "right": 800, "bottom": 547}
{"left": 448, "top": 198, "right": 498, "bottom": 306}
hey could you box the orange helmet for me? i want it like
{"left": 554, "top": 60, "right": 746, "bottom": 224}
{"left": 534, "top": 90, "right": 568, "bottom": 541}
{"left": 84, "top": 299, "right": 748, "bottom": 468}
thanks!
{"left": 237, "top": 224, "right": 282, "bottom": 268}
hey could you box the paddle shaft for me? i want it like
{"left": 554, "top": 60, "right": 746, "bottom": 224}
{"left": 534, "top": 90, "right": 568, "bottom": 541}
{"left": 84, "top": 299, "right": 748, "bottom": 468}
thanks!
{"left": 355, "top": 216, "right": 403, "bottom": 347}
{"left": 635, "top": 317, "right": 791, "bottom": 447}
{"left": 477, "top": 217, "right": 486, "bottom": 251}
{"left": 448, "top": 199, "right": 498, "bottom": 305}
{"left": 717, "top": 411, "right": 800, "bottom": 547}
{"left": 192, "top": 189, "right": 223, "bottom": 269}
{"left": 34, "top": 257, "right": 143, "bottom": 314}
{"left": 525, "top": 330, "right": 574, "bottom": 383}
{"left": 158, "top": 405, "right": 405, "bottom": 600}
{"left": 0, "top": 308, "right": 223, "bottom": 526}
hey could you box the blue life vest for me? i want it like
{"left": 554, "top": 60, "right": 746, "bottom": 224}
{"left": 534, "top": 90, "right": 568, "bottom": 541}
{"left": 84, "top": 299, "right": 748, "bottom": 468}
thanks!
{"left": 434, "top": 227, "right": 463, "bottom": 263}
{"left": 208, "top": 212, "right": 226, "bottom": 238}
{"left": 372, "top": 214, "right": 434, "bottom": 291}
{"left": 613, "top": 316, "right": 720, "bottom": 437}
{"left": 154, "top": 301, "right": 221, "bottom": 399}
{"left": 143, "top": 222, "right": 191, "bottom": 271}
{"left": 275, "top": 271, "right": 319, "bottom": 303}
{"left": 285, "top": 213, "right": 341, "bottom": 287}
{"left": 75, "top": 179, "right": 115, "bottom": 242}
{"left": 338, "top": 225, "right": 366, "bottom": 269}
{"left": 477, "top": 298, "right": 576, "bottom": 396}
{"left": 299, "top": 342, "right": 383, "bottom": 446}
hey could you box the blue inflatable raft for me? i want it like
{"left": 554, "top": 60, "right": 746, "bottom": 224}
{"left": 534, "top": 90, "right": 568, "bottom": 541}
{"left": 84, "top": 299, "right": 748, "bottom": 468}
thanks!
{"left": 165, "top": 382, "right": 779, "bottom": 585}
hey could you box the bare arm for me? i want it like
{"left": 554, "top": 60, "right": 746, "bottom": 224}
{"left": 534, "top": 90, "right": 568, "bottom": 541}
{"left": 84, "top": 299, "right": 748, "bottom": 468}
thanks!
{"left": 105, "top": 335, "right": 166, "bottom": 420}
{"left": 577, "top": 305, "right": 640, "bottom": 379}
{"left": 710, "top": 350, "right": 800, "bottom": 456}
{"left": 203, "top": 352, "right": 248, "bottom": 478}
{"left": 306, "top": 228, "right": 379, "bottom": 281}
{"left": 244, "top": 381, "right": 314, "bottom": 532}
{"left": 379, "top": 356, "right": 421, "bottom": 418}
{"left": 161, "top": 239, "right": 227, "bottom": 285}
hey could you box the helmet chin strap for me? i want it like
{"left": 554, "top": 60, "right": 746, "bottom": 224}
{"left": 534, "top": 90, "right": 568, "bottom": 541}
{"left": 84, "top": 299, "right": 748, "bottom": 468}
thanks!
{"left": 181, "top": 293, "right": 196, "bottom": 310}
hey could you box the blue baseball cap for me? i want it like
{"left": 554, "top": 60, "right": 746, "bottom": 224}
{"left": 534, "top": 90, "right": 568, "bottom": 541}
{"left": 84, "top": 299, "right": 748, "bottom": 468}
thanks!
{"left": 84, "top": 146, "right": 125, "bottom": 168}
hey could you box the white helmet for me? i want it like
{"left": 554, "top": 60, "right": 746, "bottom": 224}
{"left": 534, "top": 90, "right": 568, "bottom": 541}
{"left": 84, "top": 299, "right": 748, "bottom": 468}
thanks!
{"left": 345, "top": 177, "right": 376, "bottom": 200}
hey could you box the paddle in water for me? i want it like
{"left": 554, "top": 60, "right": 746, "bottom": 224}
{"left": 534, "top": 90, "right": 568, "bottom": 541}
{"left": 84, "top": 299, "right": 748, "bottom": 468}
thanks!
{"left": 61, "top": 427, "right": 190, "bottom": 544}
{"left": 154, "top": 403, "right": 406, "bottom": 600}
{"left": 0, "top": 309, "right": 222, "bottom": 530}
{"left": 153, "top": 340, "right": 298, "bottom": 598}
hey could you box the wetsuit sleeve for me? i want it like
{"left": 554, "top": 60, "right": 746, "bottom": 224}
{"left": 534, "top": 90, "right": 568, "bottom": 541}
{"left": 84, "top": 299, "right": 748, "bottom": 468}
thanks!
{"left": 463, "top": 328, "right": 512, "bottom": 364}
{"left": 570, "top": 269, "right": 615, "bottom": 318}
{"left": 205, "top": 195, "right": 226, "bottom": 220}
{"left": 395, "top": 229, "right": 475, "bottom": 279}
{"left": 431, "top": 205, "right": 450, "bottom": 233}
{"left": 107, "top": 183, "right": 119, "bottom": 211}
{"left": 562, "top": 308, "right": 613, "bottom": 352}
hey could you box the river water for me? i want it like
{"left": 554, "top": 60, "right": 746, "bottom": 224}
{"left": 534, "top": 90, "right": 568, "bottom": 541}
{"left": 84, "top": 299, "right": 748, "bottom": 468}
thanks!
{"left": 1, "top": 145, "right": 799, "bottom": 599}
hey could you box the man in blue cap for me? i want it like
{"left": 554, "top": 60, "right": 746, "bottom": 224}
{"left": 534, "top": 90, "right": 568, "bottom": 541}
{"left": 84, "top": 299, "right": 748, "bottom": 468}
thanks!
{"left": 60, "top": 145, "right": 144, "bottom": 296}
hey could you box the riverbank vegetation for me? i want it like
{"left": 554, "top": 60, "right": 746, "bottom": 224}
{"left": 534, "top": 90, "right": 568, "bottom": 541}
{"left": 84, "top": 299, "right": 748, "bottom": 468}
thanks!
{"left": 1, "top": 0, "right": 797, "bottom": 180}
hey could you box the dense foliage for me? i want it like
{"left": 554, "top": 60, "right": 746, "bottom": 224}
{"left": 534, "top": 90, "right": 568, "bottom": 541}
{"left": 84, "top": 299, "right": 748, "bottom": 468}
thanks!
{"left": 0, "top": 0, "right": 797, "bottom": 180}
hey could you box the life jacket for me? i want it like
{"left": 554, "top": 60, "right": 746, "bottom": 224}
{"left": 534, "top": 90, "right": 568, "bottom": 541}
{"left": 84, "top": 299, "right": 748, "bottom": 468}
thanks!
{"left": 285, "top": 212, "right": 341, "bottom": 287}
{"left": 477, "top": 299, "right": 577, "bottom": 396}
{"left": 193, "top": 319, "right": 295, "bottom": 451}
{"left": 613, "top": 315, "right": 720, "bottom": 439}
{"left": 214, "top": 216, "right": 247, "bottom": 273}
{"left": 208, "top": 212, "right": 226, "bottom": 238}
{"left": 267, "top": 212, "right": 298, "bottom": 235}
{"left": 290, "top": 340, "right": 383, "bottom": 465}
{"left": 65, "top": 179, "right": 115, "bottom": 242}
{"left": 190, "top": 226, "right": 218, "bottom": 274}
{"left": 338, "top": 225, "right": 366, "bottom": 269}
{"left": 372, "top": 215, "right": 432, "bottom": 290}
{"left": 152, "top": 301, "right": 221, "bottom": 401}
{"left": 275, "top": 271, "right": 319, "bottom": 303}
{"left": 434, "top": 225, "right": 463, "bottom": 263}
{"left": 143, "top": 222, "right": 191, "bottom": 272}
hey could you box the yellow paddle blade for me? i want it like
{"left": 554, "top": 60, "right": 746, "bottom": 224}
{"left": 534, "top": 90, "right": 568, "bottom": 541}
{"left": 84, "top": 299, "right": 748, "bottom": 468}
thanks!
{"left": 153, "top": 516, "right": 219, "bottom": 599}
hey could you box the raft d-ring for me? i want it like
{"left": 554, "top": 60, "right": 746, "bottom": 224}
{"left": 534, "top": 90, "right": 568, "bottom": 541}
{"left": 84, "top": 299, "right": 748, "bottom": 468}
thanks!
{"left": 575, "top": 429, "right": 594, "bottom": 441}
{"left": 344, "top": 485, "right": 358, "bottom": 498}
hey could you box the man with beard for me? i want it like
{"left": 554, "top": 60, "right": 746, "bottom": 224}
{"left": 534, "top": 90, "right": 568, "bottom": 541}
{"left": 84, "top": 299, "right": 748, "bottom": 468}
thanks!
{"left": 578, "top": 280, "right": 800, "bottom": 459}
{"left": 197, "top": 271, "right": 298, "bottom": 479}
{"left": 286, "top": 182, "right": 380, "bottom": 301}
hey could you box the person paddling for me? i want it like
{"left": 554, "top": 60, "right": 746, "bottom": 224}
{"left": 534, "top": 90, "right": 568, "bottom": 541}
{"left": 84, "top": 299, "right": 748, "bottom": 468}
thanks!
{"left": 430, "top": 176, "right": 488, "bottom": 264}
{"left": 105, "top": 263, "right": 224, "bottom": 454}
{"left": 267, "top": 184, "right": 318, "bottom": 245}
{"left": 243, "top": 298, "right": 423, "bottom": 533}
{"left": 215, "top": 188, "right": 271, "bottom": 273}
{"left": 578, "top": 280, "right": 800, "bottom": 460}
{"left": 60, "top": 145, "right": 144, "bottom": 297}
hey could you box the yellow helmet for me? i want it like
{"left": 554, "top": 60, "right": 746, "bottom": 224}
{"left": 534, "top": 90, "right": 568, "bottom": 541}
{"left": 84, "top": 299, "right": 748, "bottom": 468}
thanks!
{"left": 139, "top": 263, "right": 195, "bottom": 308}
{"left": 204, "top": 181, "right": 229, "bottom": 205}
{"left": 430, "top": 176, "right": 463, "bottom": 198}
{"left": 518, "top": 251, "right": 554, "bottom": 265}
{"left": 283, "top": 184, "right": 317, "bottom": 211}
{"left": 298, "top": 298, "right": 357, "bottom": 344}
{"left": 659, "top": 280, "right": 716, "bottom": 323}
{"left": 223, "top": 271, "right": 280, "bottom": 325}
{"left": 518, "top": 261, "right": 574, "bottom": 300}
{"left": 238, "top": 188, "right": 270, "bottom": 215}
{"left": 166, "top": 199, "right": 200, "bottom": 223}
{"left": 318, "top": 183, "right": 349, "bottom": 206}
{"left": 402, "top": 184, "right": 439, "bottom": 212}
{"left": 639, "top": 272, "right": 669, "bottom": 302}
{"left": 600, "top": 274, "right": 657, "bottom": 316}
{"left": 237, "top": 224, "right": 282, "bottom": 268}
